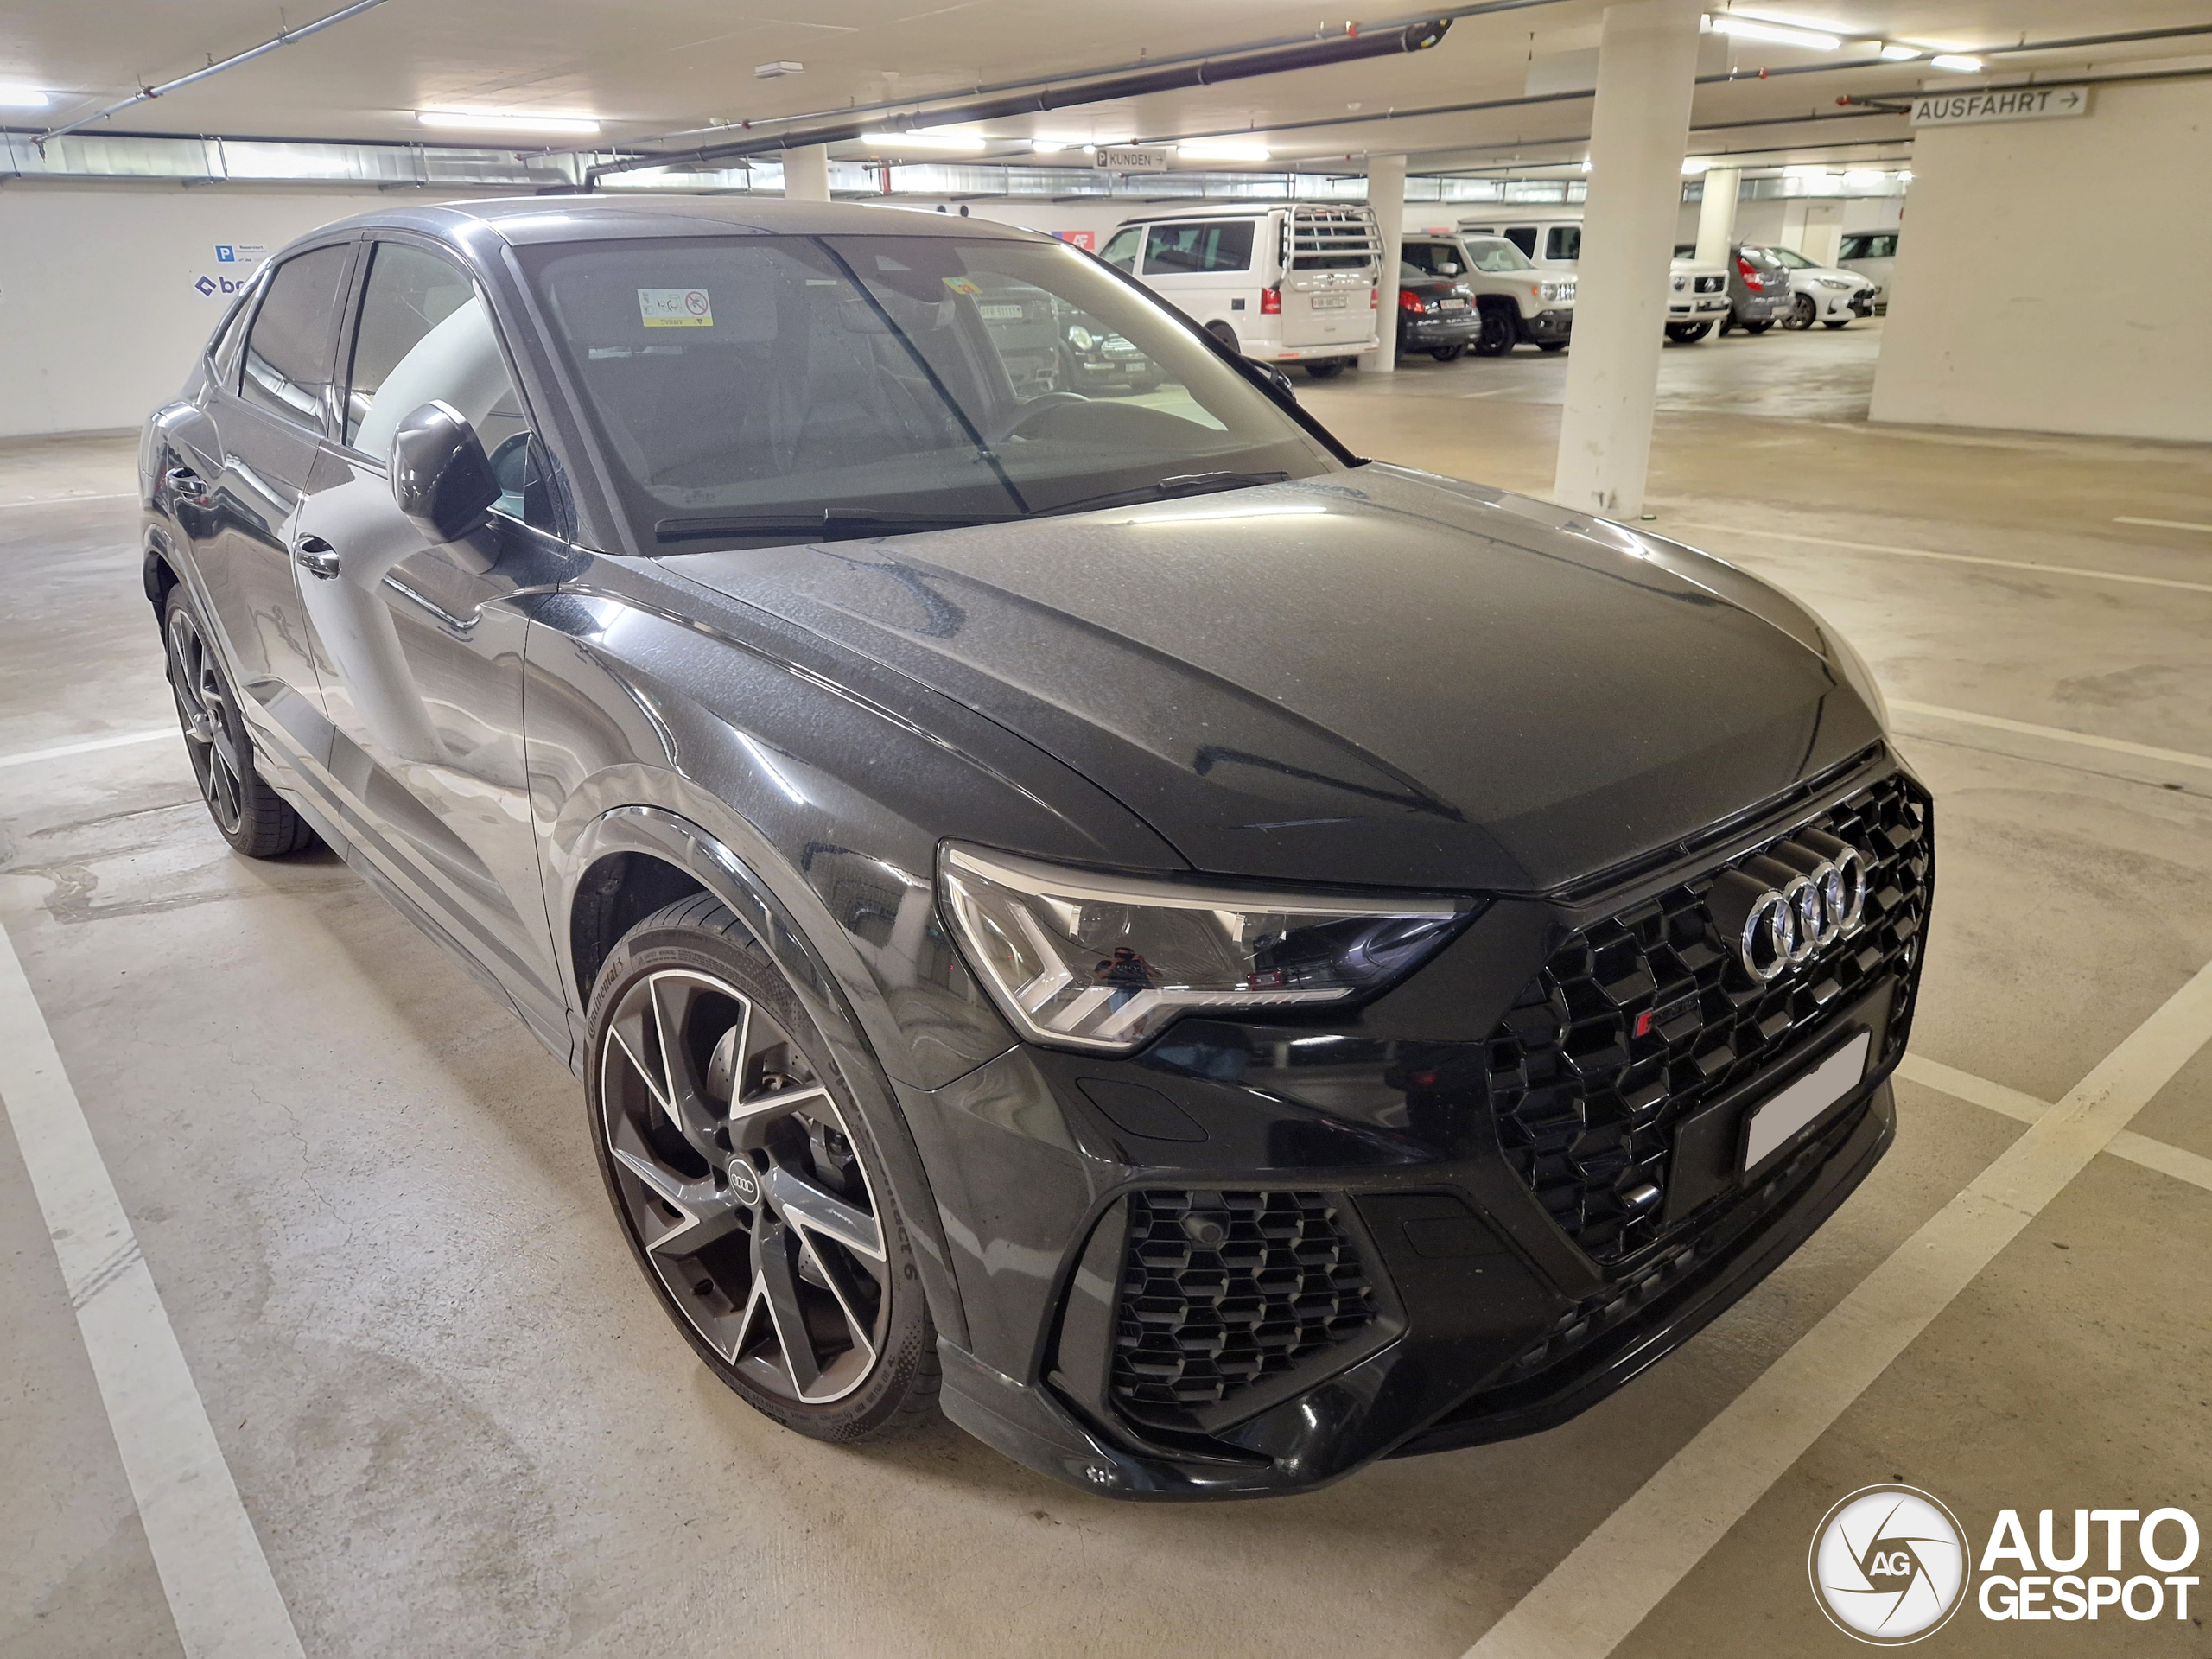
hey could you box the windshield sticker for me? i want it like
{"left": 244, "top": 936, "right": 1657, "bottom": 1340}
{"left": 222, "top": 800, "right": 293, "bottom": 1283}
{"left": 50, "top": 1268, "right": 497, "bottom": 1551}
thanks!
{"left": 942, "top": 276, "right": 982, "bottom": 296}
{"left": 638, "top": 288, "right": 714, "bottom": 327}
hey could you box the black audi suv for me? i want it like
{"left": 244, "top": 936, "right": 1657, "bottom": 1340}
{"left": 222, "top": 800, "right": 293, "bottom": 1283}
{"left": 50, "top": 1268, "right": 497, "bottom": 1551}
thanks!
{"left": 140, "top": 197, "right": 1929, "bottom": 1499}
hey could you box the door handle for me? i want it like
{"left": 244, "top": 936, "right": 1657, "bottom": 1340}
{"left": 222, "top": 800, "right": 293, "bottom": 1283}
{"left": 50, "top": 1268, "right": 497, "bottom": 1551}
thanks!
{"left": 165, "top": 466, "right": 211, "bottom": 505}
{"left": 291, "top": 536, "right": 342, "bottom": 580}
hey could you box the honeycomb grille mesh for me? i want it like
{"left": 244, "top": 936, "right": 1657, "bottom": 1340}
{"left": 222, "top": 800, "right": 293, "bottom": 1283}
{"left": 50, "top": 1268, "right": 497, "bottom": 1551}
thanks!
{"left": 1487, "top": 772, "right": 1931, "bottom": 1266}
{"left": 1111, "top": 1190, "right": 1375, "bottom": 1419}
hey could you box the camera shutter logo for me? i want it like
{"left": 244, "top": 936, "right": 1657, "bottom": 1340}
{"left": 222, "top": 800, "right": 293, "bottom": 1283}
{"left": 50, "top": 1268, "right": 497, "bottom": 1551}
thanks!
{"left": 1810, "top": 1485, "right": 1968, "bottom": 1643}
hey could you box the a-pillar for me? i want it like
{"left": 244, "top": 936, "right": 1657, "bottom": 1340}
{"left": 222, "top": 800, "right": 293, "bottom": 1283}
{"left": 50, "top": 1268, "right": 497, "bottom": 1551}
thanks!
{"left": 1552, "top": 0, "right": 1703, "bottom": 518}
{"left": 1361, "top": 154, "right": 1407, "bottom": 374}
{"left": 782, "top": 144, "right": 830, "bottom": 202}
{"left": 1693, "top": 164, "right": 1740, "bottom": 266}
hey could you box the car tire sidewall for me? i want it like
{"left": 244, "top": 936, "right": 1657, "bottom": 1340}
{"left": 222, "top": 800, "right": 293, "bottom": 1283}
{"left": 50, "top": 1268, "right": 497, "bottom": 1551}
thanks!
{"left": 161, "top": 584, "right": 315, "bottom": 859}
{"left": 583, "top": 898, "right": 936, "bottom": 1443}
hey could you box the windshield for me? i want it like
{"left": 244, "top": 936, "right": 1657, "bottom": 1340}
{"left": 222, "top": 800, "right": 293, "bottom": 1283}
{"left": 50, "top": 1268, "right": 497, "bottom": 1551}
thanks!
{"left": 1463, "top": 237, "right": 1532, "bottom": 273}
{"left": 1765, "top": 245, "right": 1815, "bottom": 269}
{"left": 519, "top": 232, "right": 1340, "bottom": 550}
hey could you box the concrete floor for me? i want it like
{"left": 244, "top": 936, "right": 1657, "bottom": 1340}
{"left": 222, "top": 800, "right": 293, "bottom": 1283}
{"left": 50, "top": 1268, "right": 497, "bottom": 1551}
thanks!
{"left": 4, "top": 321, "right": 2211, "bottom": 1656}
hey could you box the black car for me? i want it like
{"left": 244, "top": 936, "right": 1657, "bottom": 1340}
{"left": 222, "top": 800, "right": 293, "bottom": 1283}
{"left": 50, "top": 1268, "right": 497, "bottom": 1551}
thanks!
{"left": 1394, "top": 261, "right": 1480, "bottom": 361}
{"left": 142, "top": 197, "right": 1928, "bottom": 1500}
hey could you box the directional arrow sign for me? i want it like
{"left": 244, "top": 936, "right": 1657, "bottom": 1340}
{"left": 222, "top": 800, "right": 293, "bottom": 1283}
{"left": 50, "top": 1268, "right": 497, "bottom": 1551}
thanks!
{"left": 1910, "top": 84, "right": 2092, "bottom": 127}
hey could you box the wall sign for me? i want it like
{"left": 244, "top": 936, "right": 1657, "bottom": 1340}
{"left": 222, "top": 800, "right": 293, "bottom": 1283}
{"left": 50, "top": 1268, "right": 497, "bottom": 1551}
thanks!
{"left": 1091, "top": 147, "right": 1170, "bottom": 173}
{"left": 1910, "top": 85, "right": 2090, "bottom": 127}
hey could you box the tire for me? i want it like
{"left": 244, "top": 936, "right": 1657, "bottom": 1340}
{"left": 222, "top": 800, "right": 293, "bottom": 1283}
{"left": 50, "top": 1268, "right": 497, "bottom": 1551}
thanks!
{"left": 1428, "top": 343, "right": 1466, "bottom": 362}
{"left": 1785, "top": 293, "right": 1817, "bottom": 330}
{"left": 1743, "top": 319, "right": 1773, "bottom": 335}
{"left": 586, "top": 895, "right": 938, "bottom": 1443}
{"left": 161, "top": 586, "right": 315, "bottom": 858}
{"left": 1536, "top": 340, "right": 1567, "bottom": 353}
{"left": 1302, "top": 359, "right": 1347, "bottom": 379}
{"left": 1822, "top": 319, "right": 1851, "bottom": 329}
{"left": 1205, "top": 321, "right": 1239, "bottom": 356}
{"left": 1471, "top": 303, "right": 1516, "bottom": 357}
{"left": 1665, "top": 321, "right": 1711, "bottom": 344}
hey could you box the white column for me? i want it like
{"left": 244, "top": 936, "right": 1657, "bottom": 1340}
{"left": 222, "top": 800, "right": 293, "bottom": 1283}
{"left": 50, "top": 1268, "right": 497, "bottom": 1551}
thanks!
{"left": 1693, "top": 165, "right": 1739, "bottom": 266}
{"left": 781, "top": 144, "right": 830, "bottom": 202}
{"left": 1361, "top": 154, "right": 1408, "bottom": 374}
{"left": 1552, "top": 0, "right": 1704, "bottom": 519}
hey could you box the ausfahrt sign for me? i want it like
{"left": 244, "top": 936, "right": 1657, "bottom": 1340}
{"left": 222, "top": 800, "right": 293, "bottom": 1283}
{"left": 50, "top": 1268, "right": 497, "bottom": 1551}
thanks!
{"left": 1910, "top": 85, "right": 2090, "bottom": 127}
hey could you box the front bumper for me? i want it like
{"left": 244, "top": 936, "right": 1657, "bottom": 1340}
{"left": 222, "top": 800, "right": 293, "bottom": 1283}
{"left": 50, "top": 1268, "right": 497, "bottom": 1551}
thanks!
{"left": 903, "top": 751, "right": 1930, "bottom": 1499}
{"left": 1522, "top": 308, "right": 1573, "bottom": 341}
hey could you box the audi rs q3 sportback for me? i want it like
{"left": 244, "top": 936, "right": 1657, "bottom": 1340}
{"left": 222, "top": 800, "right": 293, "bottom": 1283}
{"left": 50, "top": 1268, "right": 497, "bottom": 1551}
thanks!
{"left": 141, "top": 198, "right": 1929, "bottom": 1500}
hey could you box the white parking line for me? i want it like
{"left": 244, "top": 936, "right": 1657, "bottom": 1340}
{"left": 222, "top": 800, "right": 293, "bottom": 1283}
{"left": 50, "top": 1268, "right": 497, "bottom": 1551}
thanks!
{"left": 1889, "top": 701, "right": 2212, "bottom": 773}
{"left": 0, "top": 728, "right": 173, "bottom": 771}
{"left": 0, "top": 491, "right": 137, "bottom": 510}
{"left": 0, "top": 923, "right": 304, "bottom": 1659}
{"left": 2114, "top": 516, "right": 2212, "bottom": 535}
{"left": 1900, "top": 1052, "right": 2212, "bottom": 1196}
{"left": 1462, "top": 955, "right": 2212, "bottom": 1659}
{"left": 1672, "top": 523, "right": 2212, "bottom": 595}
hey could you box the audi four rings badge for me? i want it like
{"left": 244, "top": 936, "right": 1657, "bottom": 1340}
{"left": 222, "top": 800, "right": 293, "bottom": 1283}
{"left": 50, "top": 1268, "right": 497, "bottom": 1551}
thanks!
{"left": 1728, "top": 842, "right": 1872, "bottom": 982}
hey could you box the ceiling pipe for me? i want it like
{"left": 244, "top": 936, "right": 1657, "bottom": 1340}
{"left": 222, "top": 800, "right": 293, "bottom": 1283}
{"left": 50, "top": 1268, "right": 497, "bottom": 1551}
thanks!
{"left": 35, "top": 0, "right": 393, "bottom": 149}
{"left": 569, "top": 16, "right": 1454, "bottom": 191}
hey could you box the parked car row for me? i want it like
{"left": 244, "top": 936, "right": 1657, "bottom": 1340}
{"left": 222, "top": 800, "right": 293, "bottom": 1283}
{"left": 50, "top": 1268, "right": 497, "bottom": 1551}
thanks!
{"left": 1673, "top": 243, "right": 1877, "bottom": 333}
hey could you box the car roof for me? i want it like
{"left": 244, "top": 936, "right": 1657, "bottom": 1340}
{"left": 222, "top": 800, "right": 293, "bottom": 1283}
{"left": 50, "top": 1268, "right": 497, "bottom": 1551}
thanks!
{"left": 308, "top": 194, "right": 1046, "bottom": 248}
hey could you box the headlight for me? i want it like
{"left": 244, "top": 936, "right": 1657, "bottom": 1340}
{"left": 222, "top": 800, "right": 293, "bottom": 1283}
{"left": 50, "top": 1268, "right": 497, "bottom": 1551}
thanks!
{"left": 1815, "top": 276, "right": 1853, "bottom": 290}
{"left": 938, "top": 844, "right": 1473, "bottom": 1053}
{"left": 1540, "top": 281, "right": 1567, "bottom": 302}
{"left": 1067, "top": 325, "right": 1096, "bottom": 351}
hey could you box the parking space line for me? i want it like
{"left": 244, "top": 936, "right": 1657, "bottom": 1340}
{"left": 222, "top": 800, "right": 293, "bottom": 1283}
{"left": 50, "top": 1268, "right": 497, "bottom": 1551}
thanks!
{"left": 0, "top": 922, "right": 304, "bottom": 1659}
{"left": 1901, "top": 1053, "right": 2212, "bottom": 1197}
{"left": 0, "top": 491, "right": 137, "bottom": 509}
{"left": 1462, "top": 955, "right": 2212, "bottom": 1659}
{"left": 0, "top": 728, "right": 173, "bottom": 771}
{"left": 2114, "top": 516, "right": 2212, "bottom": 535}
{"left": 1888, "top": 701, "right": 2212, "bottom": 772}
{"left": 1669, "top": 523, "right": 2212, "bottom": 595}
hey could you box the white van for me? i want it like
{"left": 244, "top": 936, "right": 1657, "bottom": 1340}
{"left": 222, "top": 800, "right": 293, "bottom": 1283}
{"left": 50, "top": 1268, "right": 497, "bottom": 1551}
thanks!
{"left": 1458, "top": 214, "right": 1733, "bottom": 343}
{"left": 1102, "top": 205, "right": 1381, "bottom": 378}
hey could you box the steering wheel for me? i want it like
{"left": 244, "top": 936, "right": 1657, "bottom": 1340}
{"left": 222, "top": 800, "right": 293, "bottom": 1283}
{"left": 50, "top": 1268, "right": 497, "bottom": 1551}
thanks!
{"left": 989, "top": 391, "right": 1090, "bottom": 442}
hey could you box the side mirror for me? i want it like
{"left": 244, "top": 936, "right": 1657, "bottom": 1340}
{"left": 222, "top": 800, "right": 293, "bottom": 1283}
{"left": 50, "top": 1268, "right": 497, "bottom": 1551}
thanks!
{"left": 1255, "top": 362, "right": 1298, "bottom": 402}
{"left": 391, "top": 400, "right": 499, "bottom": 543}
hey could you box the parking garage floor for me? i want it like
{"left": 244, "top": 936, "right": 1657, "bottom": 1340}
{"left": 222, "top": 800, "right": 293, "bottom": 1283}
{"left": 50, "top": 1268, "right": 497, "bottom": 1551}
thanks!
{"left": 4, "top": 327, "right": 2211, "bottom": 1656}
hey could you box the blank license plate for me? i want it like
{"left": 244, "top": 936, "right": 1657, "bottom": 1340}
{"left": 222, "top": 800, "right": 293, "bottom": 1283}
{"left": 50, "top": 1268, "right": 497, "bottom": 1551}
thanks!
{"left": 1440, "top": 298, "right": 1468, "bottom": 310}
{"left": 1311, "top": 295, "right": 1349, "bottom": 309}
{"left": 1741, "top": 1032, "right": 1870, "bottom": 1173}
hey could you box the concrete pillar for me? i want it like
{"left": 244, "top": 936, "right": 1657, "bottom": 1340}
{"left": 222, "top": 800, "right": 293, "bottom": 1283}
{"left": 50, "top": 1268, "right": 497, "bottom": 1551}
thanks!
{"left": 1552, "top": 0, "right": 1703, "bottom": 519}
{"left": 1693, "top": 165, "right": 1739, "bottom": 266}
{"left": 781, "top": 144, "right": 830, "bottom": 202}
{"left": 1359, "top": 155, "right": 1408, "bottom": 374}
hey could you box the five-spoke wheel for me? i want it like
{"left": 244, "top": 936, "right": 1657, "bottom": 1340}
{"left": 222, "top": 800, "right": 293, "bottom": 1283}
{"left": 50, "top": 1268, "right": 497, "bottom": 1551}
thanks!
{"left": 162, "top": 588, "right": 315, "bottom": 857}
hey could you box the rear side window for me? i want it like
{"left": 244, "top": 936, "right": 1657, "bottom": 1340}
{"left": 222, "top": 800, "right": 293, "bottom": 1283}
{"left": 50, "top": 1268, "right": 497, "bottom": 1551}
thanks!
{"left": 1502, "top": 226, "right": 1537, "bottom": 257}
{"left": 1141, "top": 220, "right": 1255, "bottom": 275}
{"left": 1841, "top": 232, "right": 1897, "bottom": 259}
{"left": 238, "top": 245, "right": 353, "bottom": 428}
{"left": 1401, "top": 241, "right": 1459, "bottom": 276}
{"left": 1545, "top": 226, "right": 1582, "bottom": 261}
{"left": 1100, "top": 226, "right": 1141, "bottom": 272}
{"left": 207, "top": 284, "right": 259, "bottom": 386}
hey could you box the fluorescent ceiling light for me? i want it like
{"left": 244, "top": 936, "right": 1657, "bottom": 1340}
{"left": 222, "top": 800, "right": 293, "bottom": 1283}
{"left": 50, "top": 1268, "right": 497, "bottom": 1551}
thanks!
{"left": 1842, "top": 168, "right": 1886, "bottom": 186}
{"left": 1178, "top": 140, "right": 1271, "bottom": 162}
{"left": 0, "top": 83, "right": 51, "bottom": 108}
{"left": 1878, "top": 41, "right": 1924, "bottom": 60}
{"left": 1929, "top": 54, "right": 1984, "bottom": 71}
{"left": 1728, "top": 7, "right": 1859, "bottom": 33}
{"left": 1681, "top": 157, "right": 1710, "bottom": 174}
{"left": 859, "top": 129, "right": 987, "bottom": 150}
{"left": 417, "top": 110, "right": 600, "bottom": 134}
{"left": 1031, "top": 139, "right": 1068, "bottom": 154}
{"left": 1708, "top": 16, "right": 1842, "bottom": 50}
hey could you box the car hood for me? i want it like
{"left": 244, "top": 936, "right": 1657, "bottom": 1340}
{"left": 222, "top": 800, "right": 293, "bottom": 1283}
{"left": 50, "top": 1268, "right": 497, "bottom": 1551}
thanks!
{"left": 664, "top": 467, "right": 1879, "bottom": 893}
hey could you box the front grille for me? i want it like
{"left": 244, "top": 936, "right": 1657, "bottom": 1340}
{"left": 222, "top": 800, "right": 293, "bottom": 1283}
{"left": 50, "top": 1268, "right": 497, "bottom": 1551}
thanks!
{"left": 1694, "top": 273, "right": 1727, "bottom": 294}
{"left": 1487, "top": 772, "right": 1931, "bottom": 1266}
{"left": 1111, "top": 1190, "right": 1375, "bottom": 1421}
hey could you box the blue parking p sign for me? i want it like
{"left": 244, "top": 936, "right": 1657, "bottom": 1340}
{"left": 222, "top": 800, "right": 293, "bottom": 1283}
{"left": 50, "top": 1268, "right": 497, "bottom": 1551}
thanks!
{"left": 215, "top": 245, "right": 236, "bottom": 263}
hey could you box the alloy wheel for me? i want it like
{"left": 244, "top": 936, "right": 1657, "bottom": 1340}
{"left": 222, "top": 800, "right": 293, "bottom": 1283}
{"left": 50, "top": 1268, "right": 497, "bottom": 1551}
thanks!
{"left": 599, "top": 968, "right": 892, "bottom": 1404}
{"left": 164, "top": 604, "right": 247, "bottom": 836}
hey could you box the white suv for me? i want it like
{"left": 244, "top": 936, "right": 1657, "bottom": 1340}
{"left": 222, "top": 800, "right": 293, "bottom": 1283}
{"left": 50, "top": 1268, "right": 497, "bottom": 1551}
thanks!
{"left": 1459, "top": 215, "right": 1732, "bottom": 343}
{"left": 1102, "top": 205, "right": 1381, "bottom": 378}
{"left": 1400, "top": 233, "right": 1574, "bottom": 355}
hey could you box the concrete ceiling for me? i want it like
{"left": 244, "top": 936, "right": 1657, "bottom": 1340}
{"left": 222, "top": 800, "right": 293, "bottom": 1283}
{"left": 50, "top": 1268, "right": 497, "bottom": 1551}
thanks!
{"left": 4, "top": 0, "right": 2209, "bottom": 175}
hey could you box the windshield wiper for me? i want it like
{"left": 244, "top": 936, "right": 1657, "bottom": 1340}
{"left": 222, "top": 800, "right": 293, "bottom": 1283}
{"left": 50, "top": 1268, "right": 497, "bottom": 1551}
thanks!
{"left": 655, "top": 507, "right": 1022, "bottom": 545}
{"left": 1033, "top": 470, "right": 1292, "bottom": 519}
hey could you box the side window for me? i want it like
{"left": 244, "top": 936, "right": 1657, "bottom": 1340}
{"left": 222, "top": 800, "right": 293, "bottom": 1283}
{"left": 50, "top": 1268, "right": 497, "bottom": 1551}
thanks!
{"left": 1402, "top": 242, "right": 1446, "bottom": 276}
{"left": 346, "top": 241, "right": 543, "bottom": 525}
{"left": 238, "top": 245, "right": 353, "bottom": 428}
{"left": 207, "top": 283, "right": 259, "bottom": 388}
{"left": 1503, "top": 226, "right": 1537, "bottom": 257}
{"left": 1100, "top": 226, "right": 1141, "bottom": 273}
{"left": 1546, "top": 225, "right": 1583, "bottom": 261}
{"left": 1141, "top": 220, "right": 1255, "bottom": 275}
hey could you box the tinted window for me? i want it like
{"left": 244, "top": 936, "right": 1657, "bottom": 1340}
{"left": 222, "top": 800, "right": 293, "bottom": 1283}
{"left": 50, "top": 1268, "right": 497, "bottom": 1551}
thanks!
{"left": 1502, "top": 226, "right": 1537, "bottom": 257}
{"left": 519, "top": 233, "right": 1337, "bottom": 550}
{"left": 1545, "top": 225, "right": 1582, "bottom": 261}
{"left": 346, "top": 241, "right": 541, "bottom": 524}
{"left": 238, "top": 245, "right": 353, "bottom": 427}
{"left": 1400, "top": 242, "right": 1460, "bottom": 276}
{"left": 1142, "top": 220, "right": 1255, "bottom": 275}
{"left": 1841, "top": 232, "right": 1897, "bottom": 259}
{"left": 1100, "top": 226, "right": 1141, "bottom": 272}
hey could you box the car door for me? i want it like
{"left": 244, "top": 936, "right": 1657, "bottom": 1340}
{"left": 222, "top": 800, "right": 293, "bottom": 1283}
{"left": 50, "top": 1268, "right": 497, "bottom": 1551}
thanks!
{"left": 289, "top": 235, "right": 574, "bottom": 1046}
{"left": 184, "top": 239, "right": 359, "bottom": 765}
{"left": 1279, "top": 207, "right": 1378, "bottom": 351}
